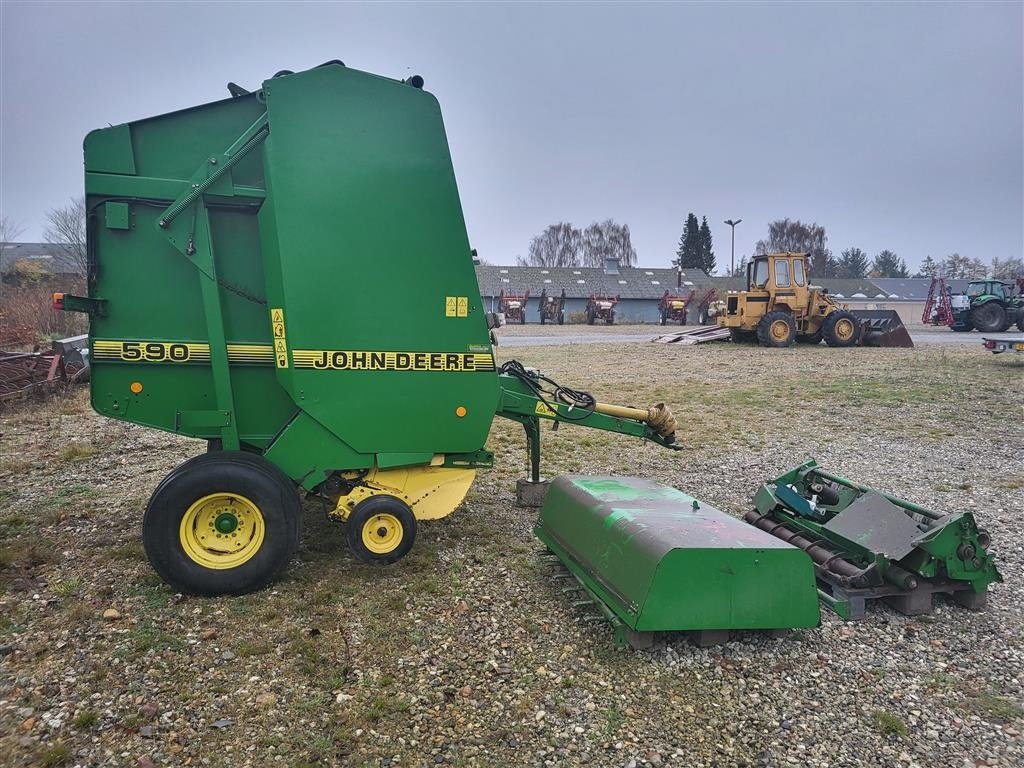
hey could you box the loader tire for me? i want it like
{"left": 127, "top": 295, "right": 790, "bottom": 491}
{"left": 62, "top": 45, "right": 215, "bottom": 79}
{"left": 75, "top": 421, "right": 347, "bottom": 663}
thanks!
{"left": 823, "top": 311, "right": 860, "bottom": 347}
{"left": 143, "top": 452, "right": 301, "bottom": 596}
{"left": 796, "top": 330, "right": 823, "bottom": 345}
{"left": 757, "top": 311, "right": 796, "bottom": 347}
{"left": 346, "top": 495, "right": 416, "bottom": 565}
{"left": 970, "top": 302, "right": 1006, "bottom": 333}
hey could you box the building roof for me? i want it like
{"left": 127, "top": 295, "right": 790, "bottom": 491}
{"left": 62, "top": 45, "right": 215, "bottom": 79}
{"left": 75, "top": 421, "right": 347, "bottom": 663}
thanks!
{"left": 476, "top": 264, "right": 715, "bottom": 300}
{"left": 869, "top": 277, "right": 969, "bottom": 300}
{"left": 479, "top": 265, "right": 956, "bottom": 302}
{"left": 0, "top": 242, "right": 84, "bottom": 276}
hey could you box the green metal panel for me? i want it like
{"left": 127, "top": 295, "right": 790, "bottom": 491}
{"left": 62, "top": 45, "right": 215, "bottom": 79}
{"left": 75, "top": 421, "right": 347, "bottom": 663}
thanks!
{"left": 82, "top": 63, "right": 499, "bottom": 484}
{"left": 104, "top": 201, "right": 130, "bottom": 230}
{"left": 535, "top": 476, "right": 820, "bottom": 632}
{"left": 256, "top": 66, "right": 498, "bottom": 456}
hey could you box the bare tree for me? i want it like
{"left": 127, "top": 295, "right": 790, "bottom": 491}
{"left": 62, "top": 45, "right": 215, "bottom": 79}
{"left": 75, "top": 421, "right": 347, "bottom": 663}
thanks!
{"left": 44, "top": 197, "right": 87, "bottom": 277}
{"left": 755, "top": 219, "right": 834, "bottom": 277}
{"left": 519, "top": 222, "right": 582, "bottom": 267}
{"left": 0, "top": 215, "right": 26, "bottom": 299}
{"left": 580, "top": 219, "right": 638, "bottom": 268}
{"left": 991, "top": 257, "right": 1024, "bottom": 280}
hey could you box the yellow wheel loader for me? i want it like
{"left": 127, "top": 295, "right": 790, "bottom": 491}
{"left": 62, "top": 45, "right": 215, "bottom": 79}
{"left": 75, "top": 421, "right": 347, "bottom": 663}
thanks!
{"left": 715, "top": 253, "right": 913, "bottom": 348}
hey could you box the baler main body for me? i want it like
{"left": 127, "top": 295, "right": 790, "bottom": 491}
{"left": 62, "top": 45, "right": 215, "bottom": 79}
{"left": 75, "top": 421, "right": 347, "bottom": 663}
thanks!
{"left": 84, "top": 65, "right": 498, "bottom": 486}
{"left": 71, "top": 62, "right": 680, "bottom": 592}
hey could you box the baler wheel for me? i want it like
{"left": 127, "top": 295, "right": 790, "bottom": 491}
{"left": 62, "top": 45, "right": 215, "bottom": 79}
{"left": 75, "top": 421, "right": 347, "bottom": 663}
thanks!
{"left": 346, "top": 495, "right": 417, "bottom": 564}
{"left": 143, "top": 452, "right": 301, "bottom": 596}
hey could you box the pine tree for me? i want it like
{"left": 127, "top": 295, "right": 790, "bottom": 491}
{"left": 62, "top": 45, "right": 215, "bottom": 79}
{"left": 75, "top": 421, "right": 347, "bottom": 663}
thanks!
{"left": 836, "top": 247, "right": 870, "bottom": 279}
{"left": 915, "top": 255, "right": 938, "bottom": 278}
{"left": 674, "top": 213, "right": 701, "bottom": 269}
{"left": 697, "top": 216, "right": 715, "bottom": 274}
{"left": 871, "top": 250, "right": 908, "bottom": 278}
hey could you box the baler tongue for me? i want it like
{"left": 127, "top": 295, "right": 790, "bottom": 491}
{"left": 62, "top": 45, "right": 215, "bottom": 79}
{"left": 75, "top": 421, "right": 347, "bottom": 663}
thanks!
{"left": 535, "top": 476, "right": 820, "bottom": 648}
{"left": 851, "top": 309, "right": 914, "bottom": 347}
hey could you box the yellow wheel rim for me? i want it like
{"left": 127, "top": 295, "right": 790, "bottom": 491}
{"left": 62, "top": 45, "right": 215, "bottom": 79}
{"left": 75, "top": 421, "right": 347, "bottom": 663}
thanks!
{"left": 361, "top": 513, "right": 404, "bottom": 555}
{"left": 770, "top": 320, "right": 790, "bottom": 342}
{"left": 179, "top": 493, "right": 265, "bottom": 570}
{"left": 835, "top": 318, "right": 855, "bottom": 341}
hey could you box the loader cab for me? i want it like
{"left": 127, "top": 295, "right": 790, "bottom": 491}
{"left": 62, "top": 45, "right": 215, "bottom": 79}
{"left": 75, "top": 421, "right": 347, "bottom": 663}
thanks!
{"left": 747, "top": 253, "right": 809, "bottom": 293}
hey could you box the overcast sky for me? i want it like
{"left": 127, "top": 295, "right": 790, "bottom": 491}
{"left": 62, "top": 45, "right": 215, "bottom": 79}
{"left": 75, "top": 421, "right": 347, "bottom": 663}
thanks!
{"left": 1, "top": 1, "right": 1021, "bottom": 272}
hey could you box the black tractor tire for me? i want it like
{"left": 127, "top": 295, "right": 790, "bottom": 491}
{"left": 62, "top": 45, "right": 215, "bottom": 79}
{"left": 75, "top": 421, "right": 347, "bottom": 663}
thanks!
{"left": 728, "top": 328, "right": 757, "bottom": 344}
{"left": 796, "top": 330, "right": 823, "bottom": 345}
{"left": 971, "top": 302, "right": 1006, "bottom": 334}
{"left": 822, "top": 310, "right": 861, "bottom": 347}
{"left": 143, "top": 451, "right": 301, "bottom": 596}
{"left": 757, "top": 310, "right": 796, "bottom": 348}
{"left": 345, "top": 495, "right": 417, "bottom": 565}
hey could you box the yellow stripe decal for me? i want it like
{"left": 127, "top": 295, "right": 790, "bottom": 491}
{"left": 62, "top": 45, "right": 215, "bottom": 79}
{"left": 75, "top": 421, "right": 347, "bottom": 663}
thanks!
{"left": 292, "top": 350, "right": 496, "bottom": 372}
{"left": 91, "top": 340, "right": 273, "bottom": 365}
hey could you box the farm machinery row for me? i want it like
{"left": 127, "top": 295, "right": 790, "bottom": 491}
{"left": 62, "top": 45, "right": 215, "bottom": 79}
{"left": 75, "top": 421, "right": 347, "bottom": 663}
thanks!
{"left": 59, "top": 61, "right": 1000, "bottom": 649}
{"left": 923, "top": 276, "right": 1024, "bottom": 333}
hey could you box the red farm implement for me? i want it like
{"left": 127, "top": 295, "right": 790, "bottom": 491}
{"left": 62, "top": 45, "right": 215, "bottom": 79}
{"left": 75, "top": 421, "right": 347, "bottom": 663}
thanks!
{"left": 499, "top": 290, "right": 530, "bottom": 324}
{"left": 586, "top": 294, "right": 619, "bottom": 325}
{"left": 658, "top": 290, "right": 696, "bottom": 326}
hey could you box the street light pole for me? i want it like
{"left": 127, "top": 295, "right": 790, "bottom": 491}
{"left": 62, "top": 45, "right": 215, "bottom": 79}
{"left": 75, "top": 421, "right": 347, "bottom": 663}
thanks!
{"left": 724, "top": 219, "right": 742, "bottom": 275}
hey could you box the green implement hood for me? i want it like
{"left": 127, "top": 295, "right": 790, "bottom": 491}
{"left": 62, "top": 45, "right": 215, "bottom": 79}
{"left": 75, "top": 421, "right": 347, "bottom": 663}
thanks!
{"left": 536, "top": 476, "right": 820, "bottom": 632}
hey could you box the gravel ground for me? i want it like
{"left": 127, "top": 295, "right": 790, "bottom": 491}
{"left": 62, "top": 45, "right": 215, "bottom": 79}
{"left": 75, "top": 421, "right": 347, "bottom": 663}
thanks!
{"left": 1, "top": 342, "right": 1022, "bottom": 767}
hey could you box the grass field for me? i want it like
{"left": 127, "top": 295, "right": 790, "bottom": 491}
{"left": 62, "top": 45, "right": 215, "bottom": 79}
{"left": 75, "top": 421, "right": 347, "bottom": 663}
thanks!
{"left": 1, "top": 339, "right": 1021, "bottom": 767}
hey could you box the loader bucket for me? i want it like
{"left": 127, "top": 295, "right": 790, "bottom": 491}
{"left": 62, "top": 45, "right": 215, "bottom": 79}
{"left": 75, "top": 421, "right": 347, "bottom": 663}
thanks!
{"left": 851, "top": 309, "right": 914, "bottom": 348}
{"left": 535, "top": 476, "right": 820, "bottom": 639}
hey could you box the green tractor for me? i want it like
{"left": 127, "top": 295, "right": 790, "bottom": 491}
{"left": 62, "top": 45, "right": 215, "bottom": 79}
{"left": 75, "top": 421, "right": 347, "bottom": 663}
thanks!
{"left": 955, "top": 279, "right": 1024, "bottom": 333}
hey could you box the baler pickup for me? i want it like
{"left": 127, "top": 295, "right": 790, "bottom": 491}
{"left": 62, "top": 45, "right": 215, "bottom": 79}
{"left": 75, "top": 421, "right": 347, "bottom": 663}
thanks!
{"left": 535, "top": 476, "right": 820, "bottom": 648}
{"left": 746, "top": 460, "right": 1001, "bottom": 619}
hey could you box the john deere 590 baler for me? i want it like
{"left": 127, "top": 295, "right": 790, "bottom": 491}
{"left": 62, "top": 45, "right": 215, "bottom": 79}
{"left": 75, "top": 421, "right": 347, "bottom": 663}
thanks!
{"left": 59, "top": 62, "right": 682, "bottom": 595}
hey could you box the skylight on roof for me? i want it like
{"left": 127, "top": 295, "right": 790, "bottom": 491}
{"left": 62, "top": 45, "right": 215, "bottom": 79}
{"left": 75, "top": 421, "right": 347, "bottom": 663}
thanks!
{"left": 573, "top": 270, "right": 581, "bottom": 275}
{"left": 541, "top": 269, "right": 550, "bottom": 274}
{"left": 543, "top": 279, "right": 552, "bottom": 284}
{"left": 501, "top": 278, "right": 509, "bottom": 283}
{"left": 576, "top": 279, "right": 585, "bottom": 284}
{"left": 651, "top": 280, "right": 660, "bottom": 285}
{"left": 645, "top": 271, "right": 653, "bottom": 276}
{"left": 499, "top": 269, "right": 508, "bottom": 274}
{"left": 684, "top": 280, "right": 693, "bottom": 286}
{"left": 618, "top": 280, "right": 627, "bottom": 284}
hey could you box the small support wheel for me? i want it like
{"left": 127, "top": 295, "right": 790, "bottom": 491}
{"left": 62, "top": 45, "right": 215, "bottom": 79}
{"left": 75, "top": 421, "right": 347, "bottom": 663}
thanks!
{"left": 143, "top": 451, "right": 301, "bottom": 596}
{"left": 346, "top": 495, "right": 416, "bottom": 564}
{"left": 756, "top": 310, "right": 796, "bottom": 347}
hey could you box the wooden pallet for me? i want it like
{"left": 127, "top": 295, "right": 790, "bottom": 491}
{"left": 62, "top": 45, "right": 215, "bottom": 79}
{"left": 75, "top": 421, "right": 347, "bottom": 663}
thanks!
{"left": 651, "top": 325, "right": 731, "bottom": 344}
